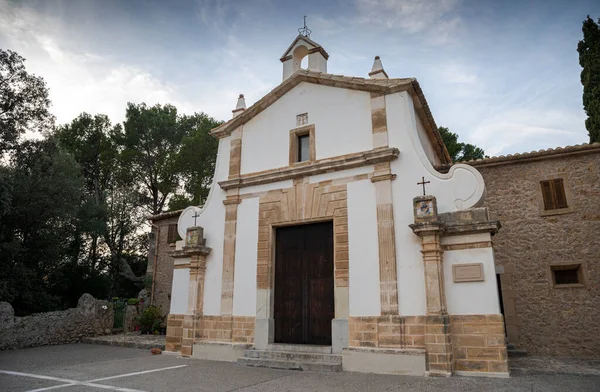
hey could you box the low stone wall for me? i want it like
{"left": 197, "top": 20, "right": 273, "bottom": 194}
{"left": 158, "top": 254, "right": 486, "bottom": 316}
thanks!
{"left": 0, "top": 294, "right": 114, "bottom": 350}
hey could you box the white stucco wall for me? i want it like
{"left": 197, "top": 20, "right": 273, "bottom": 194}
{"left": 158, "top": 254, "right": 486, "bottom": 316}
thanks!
{"left": 240, "top": 83, "right": 373, "bottom": 174}
{"left": 385, "top": 91, "right": 489, "bottom": 316}
{"left": 172, "top": 82, "right": 496, "bottom": 321}
{"left": 177, "top": 137, "right": 230, "bottom": 316}
{"left": 232, "top": 198, "right": 259, "bottom": 316}
{"left": 442, "top": 233, "right": 500, "bottom": 315}
{"left": 347, "top": 179, "right": 381, "bottom": 316}
{"left": 170, "top": 268, "right": 190, "bottom": 315}
{"left": 414, "top": 107, "right": 441, "bottom": 167}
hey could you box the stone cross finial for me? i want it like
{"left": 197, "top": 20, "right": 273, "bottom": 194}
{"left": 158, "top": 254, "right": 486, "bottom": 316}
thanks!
{"left": 192, "top": 211, "right": 200, "bottom": 227}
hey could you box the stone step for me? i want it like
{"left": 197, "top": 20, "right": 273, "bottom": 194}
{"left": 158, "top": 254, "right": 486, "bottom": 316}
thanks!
{"left": 237, "top": 357, "right": 342, "bottom": 372}
{"left": 244, "top": 349, "right": 341, "bottom": 364}
{"left": 266, "top": 343, "right": 332, "bottom": 354}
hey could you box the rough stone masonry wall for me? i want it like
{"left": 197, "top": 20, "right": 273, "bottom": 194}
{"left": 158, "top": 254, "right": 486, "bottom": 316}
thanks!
{"left": 0, "top": 294, "right": 113, "bottom": 351}
{"left": 478, "top": 152, "right": 600, "bottom": 357}
{"left": 148, "top": 216, "right": 179, "bottom": 315}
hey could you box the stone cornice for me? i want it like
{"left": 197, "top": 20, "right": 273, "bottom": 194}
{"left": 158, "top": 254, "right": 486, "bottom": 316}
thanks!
{"left": 218, "top": 147, "right": 399, "bottom": 190}
{"left": 148, "top": 209, "right": 183, "bottom": 222}
{"left": 443, "top": 220, "right": 501, "bottom": 236}
{"left": 169, "top": 245, "right": 212, "bottom": 258}
{"left": 436, "top": 143, "right": 600, "bottom": 171}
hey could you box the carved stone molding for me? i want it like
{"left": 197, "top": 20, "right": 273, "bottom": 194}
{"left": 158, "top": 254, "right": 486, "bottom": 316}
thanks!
{"left": 219, "top": 147, "right": 399, "bottom": 190}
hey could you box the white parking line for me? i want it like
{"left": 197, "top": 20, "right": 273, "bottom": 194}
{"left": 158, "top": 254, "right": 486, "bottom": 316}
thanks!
{"left": 0, "top": 364, "right": 188, "bottom": 392}
{"left": 87, "top": 365, "right": 189, "bottom": 382}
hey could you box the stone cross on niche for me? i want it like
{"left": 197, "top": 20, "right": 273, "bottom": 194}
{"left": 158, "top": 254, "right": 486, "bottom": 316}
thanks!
{"left": 192, "top": 211, "right": 200, "bottom": 227}
{"left": 417, "top": 176, "right": 431, "bottom": 196}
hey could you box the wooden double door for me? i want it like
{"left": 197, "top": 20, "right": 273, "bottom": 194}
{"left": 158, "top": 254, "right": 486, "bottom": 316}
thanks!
{"left": 274, "top": 221, "right": 334, "bottom": 345}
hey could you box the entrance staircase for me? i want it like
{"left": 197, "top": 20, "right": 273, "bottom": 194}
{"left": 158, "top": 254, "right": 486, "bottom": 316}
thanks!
{"left": 237, "top": 344, "right": 342, "bottom": 372}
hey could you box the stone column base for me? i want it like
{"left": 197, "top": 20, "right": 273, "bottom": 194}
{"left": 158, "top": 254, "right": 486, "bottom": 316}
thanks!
{"left": 425, "top": 315, "right": 453, "bottom": 376}
{"left": 254, "top": 318, "right": 274, "bottom": 350}
{"left": 332, "top": 318, "right": 348, "bottom": 354}
{"left": 165, "top": 314, "right": 185, "bottom": 353}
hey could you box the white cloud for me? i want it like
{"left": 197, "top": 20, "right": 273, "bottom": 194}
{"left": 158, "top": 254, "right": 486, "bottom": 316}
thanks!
{"left": 471, "top": 108, "right": 587, "bottom": 156}
{"left": 355, "top": 0, "right": 462, "bottom": 44}
{"left": 0, "top": 1, "right": 187, "bottom": 125}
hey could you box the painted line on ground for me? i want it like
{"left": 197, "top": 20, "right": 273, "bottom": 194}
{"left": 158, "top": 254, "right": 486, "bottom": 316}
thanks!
{"left": 1, "top": 369, "right": 145, "bottom": 392}
{"left": 0, "top": 368, "right": 180, "bottom": 392}
{"left": 87, "top": 364, "right": 189, "bottom": 382}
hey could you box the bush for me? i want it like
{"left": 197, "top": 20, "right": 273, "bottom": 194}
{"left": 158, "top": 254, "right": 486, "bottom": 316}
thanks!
{"left": 127, "top": 298, "right": 140, "bottom": 306}
{"left": 136, "top": 305, "right": 163, "bottom": 334}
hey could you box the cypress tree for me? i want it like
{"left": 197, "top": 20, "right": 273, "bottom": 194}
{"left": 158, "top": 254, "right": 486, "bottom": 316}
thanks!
{"left": 578, "top": 16, "right": 600, "bottom": 143}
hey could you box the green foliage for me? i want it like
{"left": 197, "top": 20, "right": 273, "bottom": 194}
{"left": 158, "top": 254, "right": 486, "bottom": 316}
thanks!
{"left": 0, "top": 49, "right": 220, "bottom": 316}
{"left": 0, "top": 137, "right": 86, "bottom": 314}
{"left": 127, "top": 298, "right": 140, "bottom": 305}
{"left": 120, "top": 103, "right": 182, "bottom": 215}
{"left": 136, "top": 305, "right": 164, "bottom": 333}
{"left": 171, "top": 113, "right": 221, "bottom": 210}
{"left": 438, "top": 127, "right": 486, "bottom": 162}
{"left": 0, "top": 49, "right": 54, "bottom": 154}
{"left": 578, "top": 16, "right": 600, "bottom": 143}
{"left": 121, "top": 104, "right": 221, "bottom": 214}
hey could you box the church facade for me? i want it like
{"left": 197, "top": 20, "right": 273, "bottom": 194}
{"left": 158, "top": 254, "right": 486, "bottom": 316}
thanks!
{"left": 153, "top": 34, "right": 514, "bottom": 377}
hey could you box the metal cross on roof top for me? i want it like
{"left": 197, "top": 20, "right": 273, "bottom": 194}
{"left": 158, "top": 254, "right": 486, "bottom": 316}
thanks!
{"left": 192, "top": 210, "right": 200, "bottom": 227}
{"left": 298, "top": 15, "right": 312, "bottom": 37}
{"left": 417, "top": 176, "right": 431, "bottom": 196}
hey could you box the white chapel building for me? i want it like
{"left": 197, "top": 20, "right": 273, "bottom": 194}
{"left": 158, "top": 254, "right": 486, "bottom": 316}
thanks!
{"left": 165, "top": 32, "right": 509, "bottom": 377}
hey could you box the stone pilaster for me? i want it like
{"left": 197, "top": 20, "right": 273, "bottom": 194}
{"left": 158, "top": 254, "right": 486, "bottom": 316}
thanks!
{"left": 221, "top": 196, "right": 240, "bottom": 315}
{"left": 228, "top": 127, "right": 243, "bottom": 178}
{"left": 166, "top": 226, "right": 211, "bottom": 357}
{"left": 410, "top": 196, "right": 453, "bottom": 376}
{"left": 371, "top": 163, "right": 399, "bottom": 315}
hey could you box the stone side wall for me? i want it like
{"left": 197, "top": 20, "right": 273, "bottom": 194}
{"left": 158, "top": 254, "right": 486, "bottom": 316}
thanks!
{"left": 148, "top": 216, "right": 179, "bottom": 315}
{"left": 348, "top": 316, "right": 426, "bottom": 350}
{"left": 0, "top": 294, "right": 113, "bottom": 351}
{"left": 451, "top": 315, "right": 508, "bottom": 373}
{"left": 478, "top": 152, "right": 600, "bottom": 357}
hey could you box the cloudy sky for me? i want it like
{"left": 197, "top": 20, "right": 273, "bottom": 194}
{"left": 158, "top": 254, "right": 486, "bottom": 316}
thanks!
{"left": 1, "top": 0, "right": 598, "bottom": 156}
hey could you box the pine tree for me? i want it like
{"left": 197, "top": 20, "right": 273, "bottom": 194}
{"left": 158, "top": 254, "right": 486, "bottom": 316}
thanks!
{"left": 578, "top": 16, "right": 600, "bottom": 143}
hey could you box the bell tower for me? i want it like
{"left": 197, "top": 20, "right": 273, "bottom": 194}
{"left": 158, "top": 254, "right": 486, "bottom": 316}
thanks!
{"left": 280, "top": 17, "right": 328, "bottom": 81}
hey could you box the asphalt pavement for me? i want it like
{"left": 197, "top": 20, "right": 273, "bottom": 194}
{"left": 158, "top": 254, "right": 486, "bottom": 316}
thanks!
{"left": 0, "top": 344, "right": 598, "bottom": 392}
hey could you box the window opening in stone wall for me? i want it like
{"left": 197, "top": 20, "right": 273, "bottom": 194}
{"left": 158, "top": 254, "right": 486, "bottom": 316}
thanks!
{"left": 298, "top": 134, "right": 310, "bottom": 162}
{"left": 551, "top": 264, "right": 583, "bottom": 286}
{"left": 540, "top": 178, "right": 568, "bottom": 210}
{"left": 167, "top": 224, "right": 181, "bottom": 244}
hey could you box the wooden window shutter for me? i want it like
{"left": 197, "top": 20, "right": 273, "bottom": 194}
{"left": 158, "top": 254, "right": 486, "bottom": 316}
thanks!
{"left": 540, "top": 180, "right": 555, "bottom": 210}
{"left": 552, "top": 178, "right": 568, "bottom": 209}
{"left": 167, "top": 224, "right": 178, "bottom": 244}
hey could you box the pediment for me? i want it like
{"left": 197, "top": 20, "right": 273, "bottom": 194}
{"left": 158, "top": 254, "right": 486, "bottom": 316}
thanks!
{"left": 210, "top": 70, "right": 451, "bottom": 164}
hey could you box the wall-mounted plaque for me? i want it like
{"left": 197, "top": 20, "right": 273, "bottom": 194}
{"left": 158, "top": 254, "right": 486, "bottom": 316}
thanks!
{"left": 453, "top": 263, "right": 485, "bottom": 283}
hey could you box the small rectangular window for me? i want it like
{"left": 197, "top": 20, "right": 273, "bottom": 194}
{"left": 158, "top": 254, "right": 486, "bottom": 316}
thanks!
{"left": 551, "top": 264, "right": 583, "bottom": 286}
{"left": 540, "top": 178, "right": 568, "bottom": 210}
{"left": 298, "top": 134, "right": 310, "bottom": 162}
{"left": 167, "top": 224, "right": 180, "bottom": 244}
